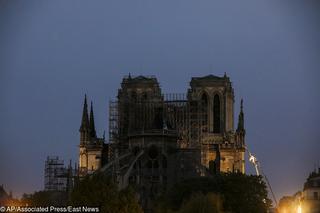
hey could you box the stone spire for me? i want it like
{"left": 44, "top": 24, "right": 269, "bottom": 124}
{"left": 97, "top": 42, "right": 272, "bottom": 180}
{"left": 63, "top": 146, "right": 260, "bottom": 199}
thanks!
{"left": 89, "top": 101, "right": 97, "bottom": 138}
{"left": 80, "top": 94, "right": 89, "bottom": 132}
{"left": 237, "top": 99, "right": 245, "bottom": 132}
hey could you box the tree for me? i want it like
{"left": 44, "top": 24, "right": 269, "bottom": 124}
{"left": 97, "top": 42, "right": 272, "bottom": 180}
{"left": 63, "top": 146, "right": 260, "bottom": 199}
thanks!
{"left": 20, "top": 191, "right": 68, "bottom": 206}
{"left": 221, "top": 173, "right": 271, "bottom": 213}
{"left": 69, "top": 173, "right": 143, "bottom": 213}
{"left": 179, "top": 193, "right": 224, "bottom": 213}
{"left": 156, "top": 173, "right": 272, "bottom": 213}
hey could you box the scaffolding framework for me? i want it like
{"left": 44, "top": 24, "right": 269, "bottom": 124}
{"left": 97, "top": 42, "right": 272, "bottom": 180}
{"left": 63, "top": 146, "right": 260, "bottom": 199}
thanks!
{"left": 44, "top": 156, "right": 76, "bottom": 191}
{"left": 108, "top": 93, "right": 207, "bottom": 155}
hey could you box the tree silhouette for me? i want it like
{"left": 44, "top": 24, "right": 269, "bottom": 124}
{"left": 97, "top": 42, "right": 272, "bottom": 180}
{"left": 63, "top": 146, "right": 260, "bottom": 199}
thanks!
{"left": 70, "top": 173, "right": 143, "bottom": 213}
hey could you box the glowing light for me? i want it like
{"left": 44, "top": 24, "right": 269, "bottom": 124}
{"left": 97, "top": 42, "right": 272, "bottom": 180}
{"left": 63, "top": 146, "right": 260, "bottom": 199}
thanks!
{"left": 249, "top": 155, "right": 255, "bottom": 163}
{"left": 297, "top": 205, "right": 302, "bottom": 213}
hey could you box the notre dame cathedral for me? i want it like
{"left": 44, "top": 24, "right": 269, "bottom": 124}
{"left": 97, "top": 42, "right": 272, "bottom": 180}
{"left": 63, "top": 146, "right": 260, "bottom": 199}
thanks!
{"left": 78, "top": 74, "right": 245, "bottom": 210}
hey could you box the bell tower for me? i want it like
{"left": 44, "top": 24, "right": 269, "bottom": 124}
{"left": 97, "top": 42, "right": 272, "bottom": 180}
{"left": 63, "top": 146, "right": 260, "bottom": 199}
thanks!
{"left": 188, "top": 73, "right": 234, "bottom": 135}
{"left": 187, "top": 74, "right": 244, "bottom": 173}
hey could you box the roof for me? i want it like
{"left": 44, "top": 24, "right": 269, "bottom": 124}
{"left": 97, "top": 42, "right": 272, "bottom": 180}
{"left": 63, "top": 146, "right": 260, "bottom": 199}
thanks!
{"left": 304, "top": 169, "right": 320, "bottom": 190}
{"left": 191, "top": 74, "right": 230, "bottom": 83}
{"left": 121, "top": 75, "right": 160, "bottom": 88}
{"left": 190, "top": 74, "right": 231, "bottom": 88}
{"left": 124, "top": 74, "right": 157, "bottom": 81}
{"left": 192, "top": 74, "right": 224, "bottom": 80}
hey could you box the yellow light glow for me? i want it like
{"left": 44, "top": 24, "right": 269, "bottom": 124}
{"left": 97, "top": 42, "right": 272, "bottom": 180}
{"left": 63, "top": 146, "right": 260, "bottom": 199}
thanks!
{"left": 297, "top": 205, "right": 302, "bottom": 213}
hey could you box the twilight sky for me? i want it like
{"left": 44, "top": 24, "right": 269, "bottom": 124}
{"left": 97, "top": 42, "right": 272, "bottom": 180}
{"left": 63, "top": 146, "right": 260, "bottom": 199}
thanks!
{"left": 0, "top": 0, "right": 319, "bottom": 201}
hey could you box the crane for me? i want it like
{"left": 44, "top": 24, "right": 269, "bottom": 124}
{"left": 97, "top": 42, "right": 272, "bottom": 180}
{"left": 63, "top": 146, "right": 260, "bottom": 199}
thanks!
{"left": 245, "top": 146, "right": 278, "bottom": 206}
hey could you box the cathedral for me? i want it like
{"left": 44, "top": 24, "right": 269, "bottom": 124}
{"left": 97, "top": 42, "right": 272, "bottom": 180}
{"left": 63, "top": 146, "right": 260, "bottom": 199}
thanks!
{"left": 78, "top": 74, "right": 246, "bottom": 209}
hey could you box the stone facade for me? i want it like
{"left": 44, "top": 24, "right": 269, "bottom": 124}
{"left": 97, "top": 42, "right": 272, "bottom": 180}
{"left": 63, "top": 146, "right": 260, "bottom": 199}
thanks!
{"left": 78, "top": 74, "right": 246, "bottom": 210}
{"left": 78, "top": 95, "right": 106, "bottom": 176}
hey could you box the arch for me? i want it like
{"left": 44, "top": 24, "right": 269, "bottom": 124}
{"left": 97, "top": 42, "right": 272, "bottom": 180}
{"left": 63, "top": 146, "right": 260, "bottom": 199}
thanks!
{"left": 209, "top": 160, "right": 217, "bottom": 174}
{"left": 200, "top": 92, "right": 209, "bottom": 132}
{"left": 201, "top": 92, "right": 208, "bottom": 103}
{"left": 131, "top": 91, "right": 137, "bottom": 101}
{"left": 80, "top": 153, "right": 87, "bottom": 168}
{"left": 213, "top": 94, "right": 221, "bottom": 133}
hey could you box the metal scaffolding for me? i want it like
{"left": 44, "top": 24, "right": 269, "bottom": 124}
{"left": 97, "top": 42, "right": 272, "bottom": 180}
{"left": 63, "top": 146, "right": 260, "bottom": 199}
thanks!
{"left": 44, "top": 156, "right": 75, "bottom": 191}
{"left": 108, "top": 93, "right": 207, "bottom": 151}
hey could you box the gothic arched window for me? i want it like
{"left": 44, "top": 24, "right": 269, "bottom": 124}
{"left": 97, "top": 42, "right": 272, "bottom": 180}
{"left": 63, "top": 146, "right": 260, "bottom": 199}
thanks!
{"left": 130, "top": 91, "right": 139, "bottom": 130}
{"left": 131, "top": 91, "right": 137, "bottom": 102}
{"left": 213, "top": 94, "right": 221, "bottom": 133}
{"left": 201, "top": 93, "right": 208, "bottom": 132}
{"left": 80, "top": 154, "right": 87, "bottom": 168}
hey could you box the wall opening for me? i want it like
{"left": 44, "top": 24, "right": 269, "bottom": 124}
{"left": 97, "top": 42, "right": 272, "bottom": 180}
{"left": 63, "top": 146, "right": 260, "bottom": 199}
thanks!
{"left": 201, "top": 93, "right": 208, "bottom": 132}
{"left": 213, "top": 94, "right": 221, "bottom": 133}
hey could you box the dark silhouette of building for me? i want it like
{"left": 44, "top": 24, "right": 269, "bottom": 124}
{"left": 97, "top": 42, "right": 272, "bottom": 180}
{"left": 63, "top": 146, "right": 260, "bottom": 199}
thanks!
{"left": 78, "top": 74, "right": 246, "bottom": 210}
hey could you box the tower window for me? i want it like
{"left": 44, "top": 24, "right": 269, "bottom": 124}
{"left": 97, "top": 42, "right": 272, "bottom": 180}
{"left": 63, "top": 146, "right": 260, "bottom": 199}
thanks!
{"left": 213, "top": 94, "right": 221, "bottom": 133}
{"left": 131, "top": 91, "right": 137, "bottom": 101}
{"left": 201, "top": 93, "right": 208, "bottom": 132}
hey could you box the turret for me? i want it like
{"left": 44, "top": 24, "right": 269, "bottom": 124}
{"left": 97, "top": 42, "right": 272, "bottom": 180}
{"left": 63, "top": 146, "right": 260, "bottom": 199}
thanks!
{"left": 236, "top": 99, "right": 245, "bottom": 148}
{"left": 89, "top": 101, "right": 97, "bottom": 138}
{"left": 79, "top": 95, "right": 89, "bottom": 144}
{"left": 78, "top": 95, "right": 104, "bottom": 176}
{"left": 236, "top": 99, "right": 245, "bottom": 133}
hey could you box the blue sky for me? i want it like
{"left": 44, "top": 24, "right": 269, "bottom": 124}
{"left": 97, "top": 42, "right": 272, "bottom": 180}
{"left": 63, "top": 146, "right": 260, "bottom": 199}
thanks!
{"left": 0, "top": 0, "right": 319, "bottom": 201}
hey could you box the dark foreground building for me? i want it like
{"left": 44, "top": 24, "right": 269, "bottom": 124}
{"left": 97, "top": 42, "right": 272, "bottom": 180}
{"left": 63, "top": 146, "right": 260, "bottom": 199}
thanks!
{"left": 78, "top": 74, "right": 246, "bottom": 210}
